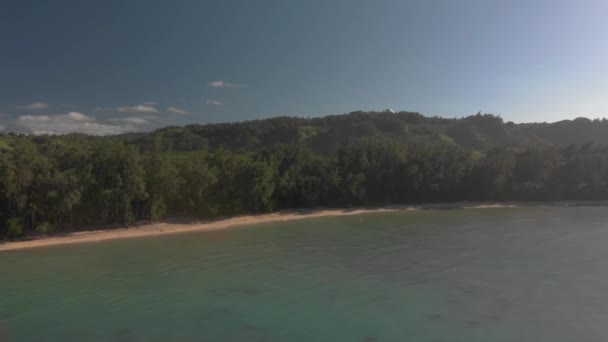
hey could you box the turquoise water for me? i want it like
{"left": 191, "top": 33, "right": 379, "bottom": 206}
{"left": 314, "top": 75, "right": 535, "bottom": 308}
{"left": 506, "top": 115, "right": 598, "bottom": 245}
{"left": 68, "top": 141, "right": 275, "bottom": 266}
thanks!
{"left": 2, "top": 207, "right": 608, "bottom": 341}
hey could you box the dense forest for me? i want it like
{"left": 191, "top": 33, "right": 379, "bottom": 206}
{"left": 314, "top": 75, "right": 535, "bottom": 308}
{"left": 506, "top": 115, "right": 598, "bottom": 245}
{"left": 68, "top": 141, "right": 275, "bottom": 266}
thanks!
{"left": 2, "top": 111, "right": 608, "bottom": 239}
{"left": 122, "top": 110, "right": 608, "bottom": 152}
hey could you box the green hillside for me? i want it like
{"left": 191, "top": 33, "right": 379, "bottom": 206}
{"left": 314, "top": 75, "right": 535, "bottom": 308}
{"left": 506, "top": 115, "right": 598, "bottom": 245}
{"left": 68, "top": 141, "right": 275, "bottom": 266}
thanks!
{"left": 122, "top": 111, "right": 608, "bottom": 153}
{"left": 3, "top": 111, "right": 608, "bottom": 239}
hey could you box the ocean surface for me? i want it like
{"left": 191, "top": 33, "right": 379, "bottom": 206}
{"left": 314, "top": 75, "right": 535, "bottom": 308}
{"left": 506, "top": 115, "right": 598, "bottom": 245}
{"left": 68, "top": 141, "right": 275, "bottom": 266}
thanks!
{"left": 2, "top": 207, "right": 608, "bottom": 341}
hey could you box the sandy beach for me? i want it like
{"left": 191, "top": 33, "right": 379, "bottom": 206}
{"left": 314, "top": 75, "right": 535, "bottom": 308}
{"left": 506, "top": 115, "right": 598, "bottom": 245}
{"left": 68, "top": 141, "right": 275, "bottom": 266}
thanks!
{"left": 0, "top": 208, "right": 405, "bottom": 252}
{"left": 0, "top": 202, "right": 576, "bottom": 252}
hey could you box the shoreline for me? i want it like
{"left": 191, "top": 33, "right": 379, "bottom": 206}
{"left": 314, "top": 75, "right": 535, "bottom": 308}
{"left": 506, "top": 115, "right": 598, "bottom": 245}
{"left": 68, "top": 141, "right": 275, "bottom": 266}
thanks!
{"left": 0, "top": 201, "right": 603, "bottom": 252}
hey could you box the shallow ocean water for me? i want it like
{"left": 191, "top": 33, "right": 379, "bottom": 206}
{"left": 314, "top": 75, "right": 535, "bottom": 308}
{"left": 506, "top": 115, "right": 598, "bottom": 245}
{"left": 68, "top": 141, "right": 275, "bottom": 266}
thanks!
{"left": 2, "top": 207, "right": 608, "bottom": 341}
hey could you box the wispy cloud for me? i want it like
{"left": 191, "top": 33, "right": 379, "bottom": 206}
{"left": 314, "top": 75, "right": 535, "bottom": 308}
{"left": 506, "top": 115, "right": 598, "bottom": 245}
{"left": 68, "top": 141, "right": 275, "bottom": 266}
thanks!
{"left": 206, "top": 100, "right": 223, "bottom": 106}
{"left": 109, "top": 116, "right": 154, "bottom": 125}
{"left": 17, "top": 102, "right": 49, "bottom": 110}
{"left": 66, "top": 111, "right": 95, "bottom": 122}
{"left": 167, "top": 107, "right": 190, "bottom": 115}
{"left": 15, "top": 112, "right": 128, "bottom": 135}
{"left": 11, "top": 111, "right": 161, "bottom": 135}
{"left": 117, "top": 104, "right": 159, "bottom": 113}
{"left": 208, "top": 81, "right": 245, "bottom": 88}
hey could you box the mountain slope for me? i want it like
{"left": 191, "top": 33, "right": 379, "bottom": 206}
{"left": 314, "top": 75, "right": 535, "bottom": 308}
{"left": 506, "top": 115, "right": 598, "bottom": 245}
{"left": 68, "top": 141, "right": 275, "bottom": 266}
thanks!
{"left": 126, "top": 111, "right": 607, "bottom": 153}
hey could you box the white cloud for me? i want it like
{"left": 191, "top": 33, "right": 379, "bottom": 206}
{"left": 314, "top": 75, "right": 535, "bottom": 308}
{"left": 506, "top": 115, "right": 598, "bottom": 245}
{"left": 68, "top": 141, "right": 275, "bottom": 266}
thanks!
{"left": 109, "top": 116, "right": 153, "bottom": 125}
{"left": 16, "top": 113, "right": 125, "bottom": 135}
{"left": 13, "top": 112, "right": 160, "bottom": 135}
{"left": 67, "top": 112, "right": 95, "bottom": 121}
{"left": 17, "top": 102, "right": 49, "bottom": 110}
{"left": 18, "top": 115, "right": 51, "bottom": 122}
{"left": 206, "top": 100, "right": 223, "bottom": 106}
{"left": 208, "top": 81, "right": 245, "bottom": 88}
{"left": 117, "top": 104, "right": 159, "bottom": 113}
{"left": 167, "top": 107, "right": 190, "bottom": 114}
{"left": 125, "top": 117, "right": 149, "bottom": 124}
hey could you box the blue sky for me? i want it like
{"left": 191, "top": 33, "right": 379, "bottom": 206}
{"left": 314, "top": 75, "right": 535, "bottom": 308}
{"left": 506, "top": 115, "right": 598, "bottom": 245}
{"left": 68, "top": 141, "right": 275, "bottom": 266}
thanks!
{"left": 1, "top": 0, "right": 607, "bottom": 134}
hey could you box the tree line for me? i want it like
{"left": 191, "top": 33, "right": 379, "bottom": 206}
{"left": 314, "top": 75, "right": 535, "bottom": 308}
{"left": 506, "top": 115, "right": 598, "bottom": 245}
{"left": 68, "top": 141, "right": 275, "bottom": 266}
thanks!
{"left": 126, "top": 112, "right": 608, "bottom": 153}
{"left": 1, "top": 133, "right": 608, "bottom": 238}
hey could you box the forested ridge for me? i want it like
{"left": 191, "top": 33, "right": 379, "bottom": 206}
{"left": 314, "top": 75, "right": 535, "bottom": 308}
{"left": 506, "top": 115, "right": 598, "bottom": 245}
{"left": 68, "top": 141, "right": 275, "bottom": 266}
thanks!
{"left": 2, "top": 111, "right": 608, "bottom": 238}
{"left": 124, "top": 110, "right": 608, "bottom": 152}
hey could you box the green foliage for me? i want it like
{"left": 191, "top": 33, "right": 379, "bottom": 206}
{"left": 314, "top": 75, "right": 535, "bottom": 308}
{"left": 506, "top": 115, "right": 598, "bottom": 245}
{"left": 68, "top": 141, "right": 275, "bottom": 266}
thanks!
{"left": 126, "top": 112, "right": 608, "bottom": 153}
{"left": 439, "top": 134, "right": 456, "bottom": 145}
{"left": 297, "top": 126, "right": 318, "bottom": 143}
{"left": 89, "top": 142, "right": 147, "bottom": 225}
{"left": 0, "top": 139, "right": 13, "bottom": 151}
{"left": 143, "top": 136, "right": 182, "bottom": 221}
{"left": 4, "top": 112, "right": 608, "bottom": 239}
{"left": 175, "top": 151, "right": 218, "bottom": 216}
{"left": 36, "top": 222, "right": 55, "bottom": 234}
{"left": 6, "top": 218, "right": 24, "bottom": 238}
